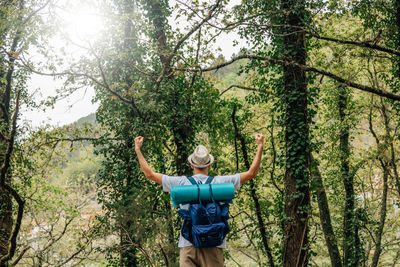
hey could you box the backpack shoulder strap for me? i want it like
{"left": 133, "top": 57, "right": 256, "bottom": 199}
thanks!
{"left": 186, "top": 176, "right": 197, "bottom": 185}
{"left": 205, "top": 176, "right": 214, "bottom": 184}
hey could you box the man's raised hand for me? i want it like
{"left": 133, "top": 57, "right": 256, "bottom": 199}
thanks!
{"left": 255, "top": 134, "right": 264, "bottom": 146}
{"left": 135, "top": 136, "right": 144, "bottom": 150}
{"left": 134, "top": 136, "right": 163, "bottom": 184}
{"left": 239, "top": 133, "right": 265, "bottom": 184}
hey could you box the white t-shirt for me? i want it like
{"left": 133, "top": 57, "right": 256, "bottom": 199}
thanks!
{"left": 162, "top": 173, "right": 241, "bottom": 248}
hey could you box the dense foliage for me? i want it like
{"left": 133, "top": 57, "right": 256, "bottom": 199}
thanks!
{"left": 1, "top": 0, "right": 400, "bottom": 266}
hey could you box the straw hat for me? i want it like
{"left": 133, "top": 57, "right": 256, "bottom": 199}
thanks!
{"left": 188, "top": 145, "right": 214, "bottom": 168}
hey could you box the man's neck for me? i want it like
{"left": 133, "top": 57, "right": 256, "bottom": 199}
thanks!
{"left": 193, "top": 170, "right": 209, "bottom": 176}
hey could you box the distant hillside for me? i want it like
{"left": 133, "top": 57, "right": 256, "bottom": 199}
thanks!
{"left": 74, "top": 113, "right": 97, "bottom": 126}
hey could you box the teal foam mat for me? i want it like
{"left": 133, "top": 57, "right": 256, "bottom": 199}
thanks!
{"left": 170, "top": 183, "right": 235, "bottom": 207}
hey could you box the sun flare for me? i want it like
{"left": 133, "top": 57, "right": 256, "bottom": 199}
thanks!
{"left": 60, "top": 1, "right": 104, "bottom": 43}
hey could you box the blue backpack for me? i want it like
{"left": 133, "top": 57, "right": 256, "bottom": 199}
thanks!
{"left": 178, "top": 176, "right": 230, "bottom": 248}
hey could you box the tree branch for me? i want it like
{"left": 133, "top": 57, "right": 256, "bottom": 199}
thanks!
{"left": 303, "top": 65, "right": 400, "bottom": 100}
{"left": 21, "top": 0, "right": 52, "bottom": 25}
{"left": 229, "top": 22, "right": 400, "bottom": 56}
{"left": 12, "top": 245, "right": 30, "bottom": 266}
{"left": 55, "top": 236, "right": 90, "bottom": 266}
{"left": 172, "top": 0, "right": 222, "bottom": 54}
{"left": 20, "top": 56, "right": 150, "bottom": 121}
{"left": 151, "top": 0, "right": 222, "bottom": 93}
{"left": 92, "top": 51, "right": 135, "bottom": 106}
{"left": 268, "top": 114, "right": 283, "bottom": 194}
{"left": 190, "top": 54, "right": 400, "bottom": 101}
{"left": 41, "top": 218, "right": 74, "bottom": 253}
{"left": 310, "top": 32, "right": 400, "bottom": 57}
{"left": 220, "top": 84, "right": 259, "bottom": 96}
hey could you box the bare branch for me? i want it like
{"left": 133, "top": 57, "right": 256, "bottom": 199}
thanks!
{"left": 41, "top": 218, "right": 74, "bottom": 253}
{"left": 31, "top": 136, "right": 121, "bottom": 151}
{"left": 18, "top": 54, "right": 131, "bottom": 104}
{"left": 131, "top": 64, "right": 158, "bottom": 79}
{"left": 12, "top": 245, "right": 30, "bottom": 266}
{"left": 21, "top": 0, "right": 52, "bottom": 25}
{"left": 87, "top": 45, "right": 148, "bottom": 120}
{"left": 192, "top": 16, "right": 400, "bottom": 56}
{"left": 192, "top": 54, "right": 400, "bottom": 101}
{"left": 172, "top": 0, "right": 222, "bottom": 54}
{"left": 152, "top": 0, "right": 222, "bottom": 93}
{"left": 92, "top": 51, "right": 134, "bottom": 106}
{"left": 230, "top": 22, "right": 399, "bottom": 56}
{"left": 220, "top": 84, "right": 259, "bottom": 96}
{"left": 268, "top": 114, "right": 283, "bottom": 194}
{"left": 304, "top": 65, "right": 400, "bottom": 101}
{"left": 56, "top": 243, "right": 88, "bottom": 267}
{"left": 200, "top": 54, "right": 263, "bottom": 72}
{"left": 20, "top": 57, "right": 150, "bottom": 120}
{"left": 310, "top": 32, "right": 400, "bottom": 57}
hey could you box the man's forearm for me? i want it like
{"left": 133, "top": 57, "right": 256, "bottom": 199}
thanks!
{"left": 248, "top": 144, "right": 263, "bottom": 176}
{"left": 135, "top": 148, "right": 152, "bottom": 177}
{"left": 240, "top": 143, "right": 264, "bottom": 184}
{"left": 135, "top": 148, "right": 163, "bottom": 184}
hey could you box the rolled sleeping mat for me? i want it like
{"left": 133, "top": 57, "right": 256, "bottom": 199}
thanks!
{"left": 170, "top": 183, "right": 235, "bottom": 207}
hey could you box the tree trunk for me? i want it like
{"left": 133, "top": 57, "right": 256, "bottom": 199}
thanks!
{"left": 395, "top": 0, "right": 400, "bottom": 75}
{"left": 146, "top": 0, "right": 193, "bottom": 177}
{"left": 121, "top": 234, "right": 138, "bottom": 267}
{"left": 389, "top": 131, "right": 400, "bottom": 197}
{"left": 164, "top": 197, "right": 177, "bottom": 264}
{"left": 311, "top": 157, "right": 343, "bottom": 267}
{"left": 172, "top": 126, "right": 192, "bottom": 176}
{"left": 231, "top": 105, "right": 275, "bottom": 267}
{"left": 370, "top": 164, "right": 388, "bottom": 267}
{"left": 0, "top": 12, "right": 21, "bottom": 265}
{"left": 385, "top": 0, "right": 400, "bottom": 201}
{"left": 0, "top": 190, "right": 11, "bottom": 266}
{"left": 280, "top": 0, "right": 310, "bottom": 266}
{"left": 391, "top": 0, "right": 400, "bottom": 197}
{"left": 368, "top": 99, "right": 391, "bottom": 267}
{"left": 121, "top": 134, "right": 139, "bottom": 267}
{"left": 337, "top": 85, "right": 360, "bottom": 267}
{"left": 369, "top": 99, "right": 391, "bottom": 266}
{"left": 119, "top": 2, "right": 139, "bottom": 265}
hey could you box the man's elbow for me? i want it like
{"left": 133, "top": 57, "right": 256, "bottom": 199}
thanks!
{"left": 145, "top": 172, "right": 162, "bottom": 184}
{"left": 144, "top": 171, "right": 155, "bottom": 180}
{"left": 146, "top": 172, "right": 162, "bottom": 185}
{"left": 248, "top": 172, "right": 257, "bottom": 181}
{"left": 248, "top": 169, "right": 258, "bottom": 179}
{"left": 240, "top": 171, "right": 256, "bottom": 184}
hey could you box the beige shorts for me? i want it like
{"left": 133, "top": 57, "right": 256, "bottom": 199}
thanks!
{"left": 179, "top": 246, "right": 224, "bottom": 267}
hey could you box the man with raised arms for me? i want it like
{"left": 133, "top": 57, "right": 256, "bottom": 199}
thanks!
{"left": 134, "top": 134, "right": 264, "bottom": 267}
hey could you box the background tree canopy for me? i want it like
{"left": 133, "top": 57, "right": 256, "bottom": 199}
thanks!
{"left": 1, "top": 0, "right": 400, "bottom": 266}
